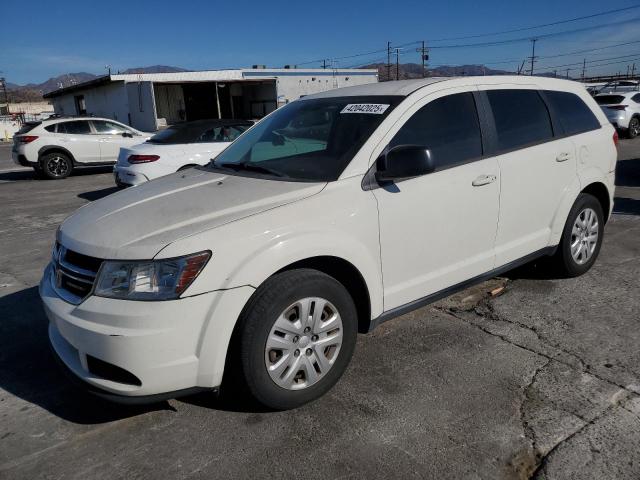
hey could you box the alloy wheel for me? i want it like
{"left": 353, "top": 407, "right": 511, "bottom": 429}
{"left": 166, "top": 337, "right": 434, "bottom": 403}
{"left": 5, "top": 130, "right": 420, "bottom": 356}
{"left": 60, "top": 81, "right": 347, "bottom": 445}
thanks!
{"left": 265, "top": 297, "right": 343, "bottom": 390}
{"left": 570, "top": 207, "right": 599, "bottom": 265}
{"left": 47, "top": 156, "right": 69, "bottom": 177}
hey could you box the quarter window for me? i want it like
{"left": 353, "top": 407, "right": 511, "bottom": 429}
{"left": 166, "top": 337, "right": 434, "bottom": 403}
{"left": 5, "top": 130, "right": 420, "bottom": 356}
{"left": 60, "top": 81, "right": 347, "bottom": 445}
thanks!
{"left": 486, "top": 89, "right": 553, "bottom": 151}
{"left": 389, "top": 92, "right": 483, "bottom": 169}
{"left": 57, "top": 121, "right": 91, "bottom": 135}
{"left": 632, "top": 94, "right": 640, "bottom": 104}
{"left": 544, "top": 90, "right": 600, "bottom": 136}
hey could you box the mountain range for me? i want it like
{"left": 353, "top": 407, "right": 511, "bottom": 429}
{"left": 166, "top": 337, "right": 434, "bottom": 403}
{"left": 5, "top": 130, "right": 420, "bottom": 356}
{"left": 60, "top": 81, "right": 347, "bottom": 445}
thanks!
{"left": 6, "top": 66, "right": 188, "bottom": 102}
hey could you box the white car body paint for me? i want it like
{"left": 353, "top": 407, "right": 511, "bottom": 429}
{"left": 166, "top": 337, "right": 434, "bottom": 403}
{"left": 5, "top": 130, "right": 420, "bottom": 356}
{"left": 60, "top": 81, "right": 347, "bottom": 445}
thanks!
{"left": 41, "top": 76, "right": 617, "bottom": 399}
{"left": 113, "top": 140, "right": 232, "bottom": 186}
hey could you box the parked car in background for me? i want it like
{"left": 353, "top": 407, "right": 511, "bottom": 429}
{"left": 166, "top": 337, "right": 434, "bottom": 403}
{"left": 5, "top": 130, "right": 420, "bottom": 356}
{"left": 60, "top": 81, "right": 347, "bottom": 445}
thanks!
{"left": 41, "top": 76, "right": 616, "bottom": 410}
{"left": 595, "top": 92, "right": 640, "bottom": 138}
{"left": 113, "top": 119, "right": 253, "bottom": 186}
{"left": 12, "top": 117, "right": 149, "bottom": 179}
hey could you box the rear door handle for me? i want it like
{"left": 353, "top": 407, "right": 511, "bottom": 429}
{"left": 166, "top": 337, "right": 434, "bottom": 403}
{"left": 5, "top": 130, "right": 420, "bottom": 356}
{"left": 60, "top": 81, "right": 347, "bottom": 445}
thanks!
{"left": 472, "top": 174, "right": 497, "bottom": 187}
{"left": 556, "top": 152, "right": 572, "bottom": 162}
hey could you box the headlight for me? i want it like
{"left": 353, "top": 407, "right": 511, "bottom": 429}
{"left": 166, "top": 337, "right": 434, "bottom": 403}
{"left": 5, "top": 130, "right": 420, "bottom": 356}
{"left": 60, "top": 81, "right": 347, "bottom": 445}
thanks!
{"left": 94, "top": 251, "right": 210, "bottom": 300}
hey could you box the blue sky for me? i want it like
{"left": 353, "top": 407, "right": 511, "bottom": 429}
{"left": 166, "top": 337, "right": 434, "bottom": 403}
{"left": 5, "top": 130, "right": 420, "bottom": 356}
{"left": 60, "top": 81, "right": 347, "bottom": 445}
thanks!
{"left": 2, "top": 0, "right": 640, "bottom": 84}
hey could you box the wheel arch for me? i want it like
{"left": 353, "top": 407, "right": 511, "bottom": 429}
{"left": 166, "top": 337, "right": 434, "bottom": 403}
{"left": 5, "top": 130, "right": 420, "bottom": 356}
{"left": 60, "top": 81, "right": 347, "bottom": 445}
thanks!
{"left": 581, "top": 181, "right": 611, "bottom": 222}
{"left": 38, "top": 145, "right": 77, "bottom": 165}
{"left": 275, "top": 256, "right": 372, "bottom": 334}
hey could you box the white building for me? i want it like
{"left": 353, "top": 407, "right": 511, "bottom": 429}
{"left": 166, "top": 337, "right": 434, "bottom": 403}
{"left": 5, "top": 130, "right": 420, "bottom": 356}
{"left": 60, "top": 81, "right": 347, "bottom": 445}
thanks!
{"left": 44, "top": 68, "right": 379, "bottom": 131}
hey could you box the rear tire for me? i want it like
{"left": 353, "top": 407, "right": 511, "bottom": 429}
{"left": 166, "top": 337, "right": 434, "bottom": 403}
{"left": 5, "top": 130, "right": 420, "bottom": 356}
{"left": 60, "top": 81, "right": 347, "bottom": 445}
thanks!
{"left": 40, "top": 152, "right": 72, "bottom": 179}
{"left": 627, "top": 117, "right": 640, "bottom": 139}
{"left": 552, "top": 193, "right": 604, "bottom": 277}
{"left": 230, "top": 269, "right": 357, "bottom": 410}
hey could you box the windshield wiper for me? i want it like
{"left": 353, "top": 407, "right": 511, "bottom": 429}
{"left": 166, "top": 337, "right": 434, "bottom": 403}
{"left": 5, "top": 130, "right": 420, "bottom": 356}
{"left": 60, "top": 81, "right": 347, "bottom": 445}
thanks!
{"left": 216, "top": 161, "right": 286, "bottom": 177}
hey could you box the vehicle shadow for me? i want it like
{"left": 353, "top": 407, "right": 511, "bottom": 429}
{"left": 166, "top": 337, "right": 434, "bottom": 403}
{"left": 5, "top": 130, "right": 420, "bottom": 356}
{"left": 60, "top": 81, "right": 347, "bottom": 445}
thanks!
{"left": 613, "top": 197, "right": 640, "bottom": 216}
{"left": 615, "top": 158, "right": 640, "bottom": 187}
{"left": 0, "top": 286, "right": 169, "bottom": 424}
{"left": 78, "top": 186, "right": 121, "bottom": 201}
{"left": 0, "top": 166, "right": 113, "bottom": 183}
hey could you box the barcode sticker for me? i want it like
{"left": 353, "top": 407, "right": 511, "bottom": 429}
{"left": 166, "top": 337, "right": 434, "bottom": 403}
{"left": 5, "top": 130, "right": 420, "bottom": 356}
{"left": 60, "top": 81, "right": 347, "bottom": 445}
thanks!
{"left": 340, "top": 104, "right": 390, "bottom": 114}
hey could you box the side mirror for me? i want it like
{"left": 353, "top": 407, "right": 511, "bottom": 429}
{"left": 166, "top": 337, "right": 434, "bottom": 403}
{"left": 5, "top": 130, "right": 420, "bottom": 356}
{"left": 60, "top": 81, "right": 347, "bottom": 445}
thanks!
{"left": 375, "top": 145, "right": 436, "bottom": 183}
{"left": 122, "top": 132, "right": 133, "bottom": 138}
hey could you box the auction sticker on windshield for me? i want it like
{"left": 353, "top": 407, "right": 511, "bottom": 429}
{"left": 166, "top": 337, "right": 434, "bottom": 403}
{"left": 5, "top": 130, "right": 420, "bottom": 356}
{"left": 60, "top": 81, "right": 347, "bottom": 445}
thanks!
{"left": 340, "top": 104, "right": 390, "bottom": 114}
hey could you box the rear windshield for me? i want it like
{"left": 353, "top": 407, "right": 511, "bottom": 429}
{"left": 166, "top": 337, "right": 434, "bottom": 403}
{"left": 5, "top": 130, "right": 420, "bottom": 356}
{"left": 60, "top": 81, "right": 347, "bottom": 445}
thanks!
{"left": 148, "top": 122, "right": 251, "bottom": 144}
{"left": 595, "top": 95, "right": 625, "bottom": 105}
{"left": 16, "top": 122, "right": 41, "bottom": 134}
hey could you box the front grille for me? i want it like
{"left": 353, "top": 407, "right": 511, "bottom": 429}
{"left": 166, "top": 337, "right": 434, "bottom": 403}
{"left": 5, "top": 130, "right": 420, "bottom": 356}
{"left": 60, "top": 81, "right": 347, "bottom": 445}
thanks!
{"left": 52, "top": 244, "right": 102, "bottom": 304}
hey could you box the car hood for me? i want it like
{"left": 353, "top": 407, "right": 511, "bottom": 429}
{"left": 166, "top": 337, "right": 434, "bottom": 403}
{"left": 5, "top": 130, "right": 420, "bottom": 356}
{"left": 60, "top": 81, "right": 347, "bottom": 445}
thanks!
{"left": 58, "top": 168, "right": 325, "bottom": 259}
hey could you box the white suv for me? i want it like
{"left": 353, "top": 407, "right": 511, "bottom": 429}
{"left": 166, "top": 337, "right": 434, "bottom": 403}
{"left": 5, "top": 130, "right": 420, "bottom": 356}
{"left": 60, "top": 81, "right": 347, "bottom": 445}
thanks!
{"left": 12, "top": 117, "right": 148, "bottom": 179}
{"left": 40, "top": 76, "right": 616, "bottom": 409}
{"left": 594, "top": 91, "right": 640, "bottom": 138}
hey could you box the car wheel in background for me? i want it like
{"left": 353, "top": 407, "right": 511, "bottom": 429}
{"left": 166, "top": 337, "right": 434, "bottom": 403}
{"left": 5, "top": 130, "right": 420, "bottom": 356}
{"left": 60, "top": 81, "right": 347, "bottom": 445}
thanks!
{"left": 552, "top": 193, "right": 604, "bottom": 277}
{"left": 40, "top": 152, "right": 72, "bottom": 180}
{"left": 229, "top": 269, "right": 358, "bottom": 410}
{"left": 628, "top": 117, "right": 640, "bottom": 139}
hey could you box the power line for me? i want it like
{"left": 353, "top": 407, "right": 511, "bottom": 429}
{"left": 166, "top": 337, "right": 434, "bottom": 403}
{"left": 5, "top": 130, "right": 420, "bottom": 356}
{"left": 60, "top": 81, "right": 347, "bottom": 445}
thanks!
{"left": 427, "top": 17, "right": 640, "bottom": 49}
{"left": 426, "top": 5, "right": 640, "bottom": 42}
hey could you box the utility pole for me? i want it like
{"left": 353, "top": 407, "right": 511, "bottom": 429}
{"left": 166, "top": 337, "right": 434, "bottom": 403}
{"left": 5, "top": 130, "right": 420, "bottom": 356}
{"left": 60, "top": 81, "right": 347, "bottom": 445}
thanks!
{"left": 0, "top": 77, "right": 9, "bottom": 115}
{"left": 566, "top": 68, "right": 570, "bottom": 79}
{"left": 416, "top": 41, "right": 429, "bottom": 78}
{"left": 517, "top": 59, "right": 526, "bottom": 75}
{"left": 632, "top": 63, "right": 637, "bottom": 78}
{"left": 395, "top": 48, "right": 401, "bottom": 81}
{"left": 627, "top": 65, "right": 631, "bottom": 78}
{"left": 322, "top": 59, "right": 326, "bottom": 69}
{"left": 529, "top": 38, "right": 538, "bottom": 76}
{"left": 581, "top": 58, "right": 586, "bottom": 80}
{"left": 386, "top": 41, "right": 392, "bottom": 82}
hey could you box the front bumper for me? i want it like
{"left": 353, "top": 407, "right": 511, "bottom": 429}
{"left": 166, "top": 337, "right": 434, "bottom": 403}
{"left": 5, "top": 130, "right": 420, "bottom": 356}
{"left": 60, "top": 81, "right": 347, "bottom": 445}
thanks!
{"left": 40, "top": 263, "right": 254, "bottom": 401}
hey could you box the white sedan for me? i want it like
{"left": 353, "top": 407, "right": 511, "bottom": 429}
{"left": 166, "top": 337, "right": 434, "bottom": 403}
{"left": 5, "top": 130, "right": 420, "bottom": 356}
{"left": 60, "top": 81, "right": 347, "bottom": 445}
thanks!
{"left": 114, "top": 119, "right": 252, "bottom": 186}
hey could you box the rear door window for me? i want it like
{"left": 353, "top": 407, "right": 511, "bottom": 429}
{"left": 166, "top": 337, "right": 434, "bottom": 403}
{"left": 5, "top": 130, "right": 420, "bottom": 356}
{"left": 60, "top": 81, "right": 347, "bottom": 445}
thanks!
{"left": 57, "top": 121, "right": 92, "bottom": 135}
{"left": 486, "top": 89, "right": 553, "bottom": 152}
{"left": 389, "top": 92, "right": 483, "bottom": 169}
{"left": 92, "top": 120, "right": 130, "bottom": 135}
{"left": 544, "top": 91, "right": 600, "bottom": 136}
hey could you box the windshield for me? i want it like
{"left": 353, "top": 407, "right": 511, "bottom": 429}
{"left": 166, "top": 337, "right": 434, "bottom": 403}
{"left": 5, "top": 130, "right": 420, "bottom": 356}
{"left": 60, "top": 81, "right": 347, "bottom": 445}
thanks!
{"left": 207, "top": 96, "right": 401, "bottom": 181}
{"left": 148, "top": 122, "right": 250, "bottom": 144}
{"left": 595, "top": 95, "right": 625, "bottom": 105}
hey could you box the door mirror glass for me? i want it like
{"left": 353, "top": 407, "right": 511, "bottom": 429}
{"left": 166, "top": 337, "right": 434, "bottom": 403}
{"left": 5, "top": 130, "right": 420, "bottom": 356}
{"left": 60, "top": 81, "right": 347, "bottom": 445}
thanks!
{"left": 375, "top": 145, "right": 435, "bottom": 183}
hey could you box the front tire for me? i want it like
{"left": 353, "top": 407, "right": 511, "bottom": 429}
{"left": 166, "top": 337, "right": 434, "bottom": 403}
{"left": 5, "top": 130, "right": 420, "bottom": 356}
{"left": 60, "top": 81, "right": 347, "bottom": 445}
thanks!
{"left": 40, "top": 152, "right": 72, "bottom": 179}
{"left": 553, "top": 193, "right": 604, "bottom": 277}
{"left": 232, "top": 269, "right": 357, "bottom": 410}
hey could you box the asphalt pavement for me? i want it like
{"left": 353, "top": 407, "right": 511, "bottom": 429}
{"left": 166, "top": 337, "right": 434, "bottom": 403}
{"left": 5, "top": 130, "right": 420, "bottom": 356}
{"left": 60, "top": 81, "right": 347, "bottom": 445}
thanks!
{"left": 0, "top": 139, "right": 639, "bottom": 479}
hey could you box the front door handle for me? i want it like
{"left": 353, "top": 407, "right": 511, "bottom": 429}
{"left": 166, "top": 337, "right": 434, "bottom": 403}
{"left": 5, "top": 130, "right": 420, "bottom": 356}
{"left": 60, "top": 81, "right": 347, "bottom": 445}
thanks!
{"left": 472, "top": 174, "right": 497, "bottom": 187}
{"left": 556, "top": 152, "right": 572, "bottom": 162}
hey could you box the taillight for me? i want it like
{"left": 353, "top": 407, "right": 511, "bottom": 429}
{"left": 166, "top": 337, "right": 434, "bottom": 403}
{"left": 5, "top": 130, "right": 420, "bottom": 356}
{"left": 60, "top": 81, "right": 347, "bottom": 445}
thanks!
{"left": 607, "top": 105, "right": 627, "bottom": 111}
{"left": 18, "top": 135, "right": 39, "bottom": 143}
{"left": 613, "top": 130, "right": 619, "bottom": 147}
{"left": 128, "top": 154, "right": 160, "bottom": 164}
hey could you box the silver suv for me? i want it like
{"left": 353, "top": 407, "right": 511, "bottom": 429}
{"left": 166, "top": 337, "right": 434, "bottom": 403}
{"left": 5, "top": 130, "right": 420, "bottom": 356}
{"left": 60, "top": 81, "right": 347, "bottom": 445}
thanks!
{"left": 12, "top": 117, "right": 148, "bottom": 179}
{"left": 594, "top": 91, "right": 640, "bottom": 138}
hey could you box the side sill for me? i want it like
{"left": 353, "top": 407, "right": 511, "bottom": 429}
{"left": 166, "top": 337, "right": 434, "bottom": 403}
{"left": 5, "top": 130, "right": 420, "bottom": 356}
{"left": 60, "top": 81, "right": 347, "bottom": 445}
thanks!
{"left": 367, "top": 246, "right": 557, "bottom": 332}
